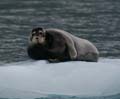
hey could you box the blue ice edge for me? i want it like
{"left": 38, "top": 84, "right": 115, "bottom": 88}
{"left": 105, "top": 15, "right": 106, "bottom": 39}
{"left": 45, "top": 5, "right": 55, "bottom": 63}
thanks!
{"left": 0, "top": 58, "right": 120, "bottom": 99}
{"left": 0, "top": 93, "right": 120, "bottom": 99}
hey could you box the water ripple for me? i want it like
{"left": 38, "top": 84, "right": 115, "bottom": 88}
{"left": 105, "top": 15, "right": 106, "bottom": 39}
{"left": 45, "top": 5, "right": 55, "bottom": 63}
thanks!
{"left": 0, "top": 0, "right": 120, "bottom": 63}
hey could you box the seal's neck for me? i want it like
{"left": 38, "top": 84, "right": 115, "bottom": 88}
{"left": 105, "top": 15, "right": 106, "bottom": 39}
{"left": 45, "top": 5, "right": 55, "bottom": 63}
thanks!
{"left": 45, "top": 33, "right": 54, "bottom": 48}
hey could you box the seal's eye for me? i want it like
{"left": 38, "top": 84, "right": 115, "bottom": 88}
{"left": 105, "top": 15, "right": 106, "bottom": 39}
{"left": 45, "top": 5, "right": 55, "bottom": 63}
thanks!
{"left": 38, "top": 30, "right": 43, "bottom": 35}
{"left": 32, "top": 31, "right": 36, "bottom": 36}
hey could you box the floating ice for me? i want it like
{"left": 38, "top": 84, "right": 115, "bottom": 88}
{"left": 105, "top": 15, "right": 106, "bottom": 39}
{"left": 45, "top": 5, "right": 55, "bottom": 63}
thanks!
{"left": 0, "top": 58, "right": 120, "bottom": 98}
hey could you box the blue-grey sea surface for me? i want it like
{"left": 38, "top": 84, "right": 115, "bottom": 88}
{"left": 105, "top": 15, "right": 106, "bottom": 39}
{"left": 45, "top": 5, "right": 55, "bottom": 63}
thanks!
{"left": 0, "top": 0, "right": 120, "bottom": 64}
{"left": 0, "top": 0, "right": 120, "bottom": 99}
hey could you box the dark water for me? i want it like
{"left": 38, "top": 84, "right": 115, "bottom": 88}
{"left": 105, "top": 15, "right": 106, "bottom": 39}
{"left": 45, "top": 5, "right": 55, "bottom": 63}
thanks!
{"left": 0, "top": 0, "right": 120, "bottom": 64}
{"left": 35, "top": 94, "right": 120, "bottom": 99}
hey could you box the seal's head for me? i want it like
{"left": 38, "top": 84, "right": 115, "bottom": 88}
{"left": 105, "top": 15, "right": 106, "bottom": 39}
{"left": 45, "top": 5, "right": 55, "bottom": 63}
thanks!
{"left": 29, "top": 27, "right": 46, "bottom": 45}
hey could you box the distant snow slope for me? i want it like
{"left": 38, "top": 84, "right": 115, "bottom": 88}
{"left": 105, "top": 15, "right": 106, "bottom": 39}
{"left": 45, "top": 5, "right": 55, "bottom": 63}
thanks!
{"left": 0, "top": 59, "right": 120, "bottom": 99}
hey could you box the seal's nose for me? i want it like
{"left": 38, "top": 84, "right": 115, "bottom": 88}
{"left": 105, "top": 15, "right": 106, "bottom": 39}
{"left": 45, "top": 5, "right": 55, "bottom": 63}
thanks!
{"left": 36, "top": 37, "right": 39, "bottom": 39}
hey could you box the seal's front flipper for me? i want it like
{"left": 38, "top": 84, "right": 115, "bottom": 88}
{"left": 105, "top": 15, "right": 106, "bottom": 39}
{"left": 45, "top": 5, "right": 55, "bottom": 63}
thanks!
{"left": 48, "top": 59, "right": 60, "bottom": 63}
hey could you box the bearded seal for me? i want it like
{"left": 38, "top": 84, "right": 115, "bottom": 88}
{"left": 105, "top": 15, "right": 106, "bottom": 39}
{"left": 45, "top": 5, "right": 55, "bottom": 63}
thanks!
{"left": 27, "top": 27, "right": 99, "bottom": 62}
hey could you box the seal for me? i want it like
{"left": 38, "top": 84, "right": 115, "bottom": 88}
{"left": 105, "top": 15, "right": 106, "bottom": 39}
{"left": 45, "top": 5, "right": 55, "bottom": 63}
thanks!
{"left": 27, "top": 27, "right": 70, "bottom": 62}
{"left": 27, "top": 27, "right": 99, "bottom": 62}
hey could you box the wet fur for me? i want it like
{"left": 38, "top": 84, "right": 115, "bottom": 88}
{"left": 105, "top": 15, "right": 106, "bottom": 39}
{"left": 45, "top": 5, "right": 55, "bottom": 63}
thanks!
{"left": 27, "top": 29, "right": 70, "bottom": 62}
{"left": 28, "top": 28, "right": 99, "bottom": 62}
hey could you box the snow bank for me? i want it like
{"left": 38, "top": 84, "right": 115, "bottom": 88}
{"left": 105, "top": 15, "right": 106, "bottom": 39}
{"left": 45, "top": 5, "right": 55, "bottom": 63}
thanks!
{"left": 0, "top": 59, "right": 120, "bottom": 98}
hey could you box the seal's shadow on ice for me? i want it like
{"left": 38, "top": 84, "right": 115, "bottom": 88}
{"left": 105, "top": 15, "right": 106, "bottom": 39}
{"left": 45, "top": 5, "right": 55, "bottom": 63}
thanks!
{"left": 27, "top": 27, "right": 99, "bottom": 63}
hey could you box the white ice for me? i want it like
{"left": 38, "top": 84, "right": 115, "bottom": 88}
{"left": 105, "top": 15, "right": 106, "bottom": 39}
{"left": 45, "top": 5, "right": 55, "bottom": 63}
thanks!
{"left": 0, "top": 58, "right": 120, "bottom": 98}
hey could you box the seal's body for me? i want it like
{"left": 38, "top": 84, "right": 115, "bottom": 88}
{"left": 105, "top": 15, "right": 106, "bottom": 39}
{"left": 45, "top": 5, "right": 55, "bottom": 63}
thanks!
{"left": 27, "top": 27, "right": 99, "bottom": 62}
